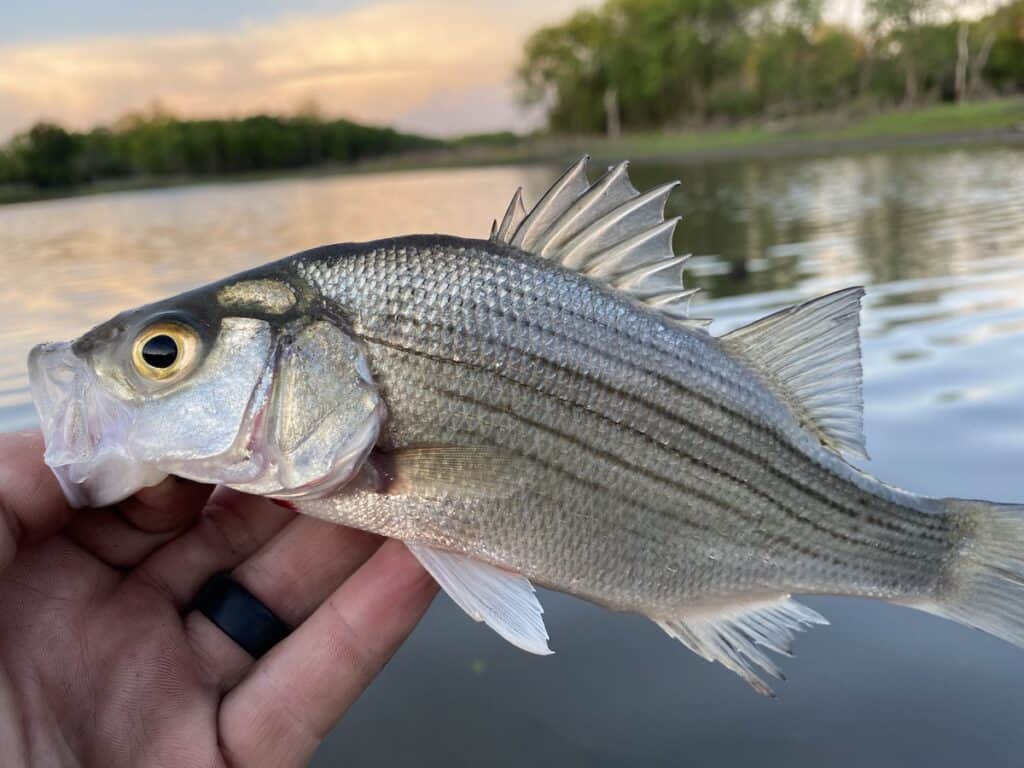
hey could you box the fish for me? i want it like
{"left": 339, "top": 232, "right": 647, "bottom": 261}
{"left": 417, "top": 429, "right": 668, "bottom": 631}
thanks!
{"left": 27, "top": 156, "right": 1024, "bottom": 695}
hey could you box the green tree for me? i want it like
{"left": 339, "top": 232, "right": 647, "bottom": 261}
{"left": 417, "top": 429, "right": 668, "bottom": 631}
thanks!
{"left": 985, "top": 0, "right": 1024, "bottom": 92}
{"left": 604, "top": 0, "right": 762, "bottom": 125}
{"left": 519, "top": 0, "right": 855, "bottom": 130}
{"left": 8, "top": 123, "right": 79, "bottom": 188}
{"left": 519, "top": 9, "right": 612, "bottom": 133}
{"left": 866, "top": 0, "right": 938, "bottom": 103}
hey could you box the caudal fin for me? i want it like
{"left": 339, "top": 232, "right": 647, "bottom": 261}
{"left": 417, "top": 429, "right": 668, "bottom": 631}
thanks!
{"left": 912, "top": 500, "right": 1024, "bottom": 648}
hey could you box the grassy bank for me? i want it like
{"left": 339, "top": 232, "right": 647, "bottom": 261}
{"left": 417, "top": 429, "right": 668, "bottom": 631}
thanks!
{"left": 2, "top": 99, "right": 1022, "bottom": 206}
{"left": 445, "top": 98, "right": 1024, "bottom": 167}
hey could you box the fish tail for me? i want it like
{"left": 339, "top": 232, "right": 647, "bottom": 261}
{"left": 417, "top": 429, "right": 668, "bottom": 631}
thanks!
{"left": 910, "top": 499, "right": 1024, "bottom": 648}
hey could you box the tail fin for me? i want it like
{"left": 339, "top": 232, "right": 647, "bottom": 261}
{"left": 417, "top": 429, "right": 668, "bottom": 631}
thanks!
{"left": 913, "top": 500, "right": 1024, "bottom": 648}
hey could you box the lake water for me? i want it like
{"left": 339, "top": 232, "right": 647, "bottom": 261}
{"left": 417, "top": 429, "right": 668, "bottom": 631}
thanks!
{"left": 2, "top": 146, "right": 1024, "bottom": 767}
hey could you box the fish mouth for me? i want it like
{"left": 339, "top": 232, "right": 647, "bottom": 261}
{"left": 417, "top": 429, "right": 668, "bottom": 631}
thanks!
{"left": 28, "top": 341, "right": 167, "bottom": 508}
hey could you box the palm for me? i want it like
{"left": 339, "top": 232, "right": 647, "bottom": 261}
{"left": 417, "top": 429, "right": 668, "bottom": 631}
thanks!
{"left": 0, "top": 432, "right": 436, "bottom": 768}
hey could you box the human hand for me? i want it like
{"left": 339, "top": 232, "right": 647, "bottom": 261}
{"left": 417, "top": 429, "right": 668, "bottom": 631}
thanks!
{"left": 0, "top": 430, "right": 437, "bottom": 767}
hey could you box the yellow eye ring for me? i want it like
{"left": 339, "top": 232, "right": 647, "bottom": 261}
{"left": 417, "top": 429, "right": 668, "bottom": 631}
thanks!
{"left": 131, "top": 322, "right": 199, "bottom": 381}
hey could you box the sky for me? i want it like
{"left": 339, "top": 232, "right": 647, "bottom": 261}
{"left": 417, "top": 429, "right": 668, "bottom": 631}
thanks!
{"left": 0, "top": 0, "right": 593, "bottom": 139}
{"left": 0, "top": 0, "right": 873, "bottom": 141}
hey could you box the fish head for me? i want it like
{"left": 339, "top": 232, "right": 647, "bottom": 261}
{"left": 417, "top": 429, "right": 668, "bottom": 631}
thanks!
{"left": 28, "top": 273, "right": 384, "bottom": 508}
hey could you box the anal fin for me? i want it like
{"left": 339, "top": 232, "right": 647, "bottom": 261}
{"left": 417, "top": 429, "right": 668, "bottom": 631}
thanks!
{"left": 656, "top": 595, "right": 828, "bottom": 696}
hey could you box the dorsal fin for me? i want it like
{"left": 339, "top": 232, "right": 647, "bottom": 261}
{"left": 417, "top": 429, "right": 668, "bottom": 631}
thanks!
{"left": 721, "top": 288, "right": 868, "bottom": 460}
{"left": 510, "top": 157, "right": 590, "bottom": 253}
{"left": 491, "top": 156, "right": 703, "bottom": 326}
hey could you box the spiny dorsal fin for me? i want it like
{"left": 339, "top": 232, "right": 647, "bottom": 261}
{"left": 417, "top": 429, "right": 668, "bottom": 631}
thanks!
{"left": 509, "top": 157, "right": 590, "bottom": 253}
{"left": 722, "top": 287, "right": 868, "bottom": 460}
{"left": 491, "top": 156, "right": 703, "bottom": 326}
{"left": 493, "top": 187, "right": 526, "bottom": 243}
{"left": 657, "top": 595, "right": 828, "bottom": 697}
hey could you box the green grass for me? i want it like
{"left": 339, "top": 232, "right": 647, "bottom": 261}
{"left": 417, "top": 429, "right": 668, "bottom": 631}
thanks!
{"left": 819, "top": 98, "right": 1024, "bottom": 139}
{"left": 381, "top": 98, "right": 1024, "bottom": 171}
{"left": 578, "top": 98, "right": 1024, "bottom": 162}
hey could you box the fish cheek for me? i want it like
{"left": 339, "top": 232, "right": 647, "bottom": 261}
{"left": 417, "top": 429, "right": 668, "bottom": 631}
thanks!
{"left": 264, "top": 320, "right": 382, "bottom": 493}
{"left": 126, "top": 317, "right": 274, "bottom": 465}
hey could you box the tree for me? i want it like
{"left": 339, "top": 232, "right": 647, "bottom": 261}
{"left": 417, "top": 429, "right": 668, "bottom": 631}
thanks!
{"left": 608, "top": 0, "right": 773, "bottom": 124}
{"left": 519, "top": 0, "right": 778, "bottom": 131}
{"left": 985, "top": 0, "right": 1024, "bottom": 92}
{"left": 8, "top": 123, "right": 79, "bottom": 188}
{"left": 519, "top": 9, "right": 613, "bottom": 133}
{"left": 866, "top": 0, "right": 938, "bottom": 104}
{"left": 0, "top": 113, "right": 439, "bottom": 191}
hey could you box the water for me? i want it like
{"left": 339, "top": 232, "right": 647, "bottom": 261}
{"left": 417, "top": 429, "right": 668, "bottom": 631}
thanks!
{"left": 2, "top": 147, "right": 1024, "bottom": 766}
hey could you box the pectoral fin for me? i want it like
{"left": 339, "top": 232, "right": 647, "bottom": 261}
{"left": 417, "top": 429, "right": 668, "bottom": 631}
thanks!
{"left": 374, "top": 445, "right": 527, "bottom": 499}
{"left": 406, "top": 542, "right": 552, "bottom": 655}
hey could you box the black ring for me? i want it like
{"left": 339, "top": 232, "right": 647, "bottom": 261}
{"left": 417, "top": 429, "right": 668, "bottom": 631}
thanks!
{"left": 192, "top": 572, "right": 291, "bottom": 659}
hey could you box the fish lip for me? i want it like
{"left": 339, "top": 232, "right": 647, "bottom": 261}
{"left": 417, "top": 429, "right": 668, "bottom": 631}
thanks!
{"left": 27, "top": 340, "right": 165, "bottom": 508}
{"left": 28, "top": 340, "right": 93, "bottom": 508}
{"left": 28, "top": 340, "right": 87, "bottom": 465}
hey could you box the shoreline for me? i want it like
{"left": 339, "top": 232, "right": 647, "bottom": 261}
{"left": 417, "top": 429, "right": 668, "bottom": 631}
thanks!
{"left": 2, "top": 99, "right": 1022, "bottom": 207}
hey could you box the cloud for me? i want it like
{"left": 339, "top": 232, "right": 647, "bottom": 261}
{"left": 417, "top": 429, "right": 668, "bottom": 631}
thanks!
{"left": 0, "top": 0, "right": 585, "bottom": 139}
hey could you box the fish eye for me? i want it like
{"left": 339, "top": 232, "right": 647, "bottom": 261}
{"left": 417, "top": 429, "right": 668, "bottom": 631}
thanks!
{"left": 131, "top": 322, "right": 199, "bottom": 381}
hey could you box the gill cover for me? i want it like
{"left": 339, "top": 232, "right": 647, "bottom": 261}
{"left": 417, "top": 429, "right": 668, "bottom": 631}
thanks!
{"left": 29, "top": 296, "right": 384, "bottom": 507}
{"left": 229, "top": 320, "right": 385, "bottom": 499}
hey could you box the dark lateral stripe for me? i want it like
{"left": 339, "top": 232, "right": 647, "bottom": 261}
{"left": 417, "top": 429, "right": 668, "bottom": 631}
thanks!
{"left": 365, "top": 314, "right": 950, "bottom": 552}
{"left": 446, "top": 414, "right": 722, "bottom": 550}
{"left": 418, "top": 380, "right": 866, "bottom": 573}
{"left": 424, "top": 367, "right": 935, "bottom": 583}
{"left": 433, "top": 279, "right": 949, "bottom": 537}
{"left": 366, "top": 336, "right": 938, "bottom": 578}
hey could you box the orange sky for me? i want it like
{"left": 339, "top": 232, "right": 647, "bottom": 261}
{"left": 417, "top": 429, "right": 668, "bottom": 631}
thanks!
{"left": 0, "top": 1, "right": 592, "bottom": 139}
{"left": 0, "top": 0, "right": 882, "bottom": 140}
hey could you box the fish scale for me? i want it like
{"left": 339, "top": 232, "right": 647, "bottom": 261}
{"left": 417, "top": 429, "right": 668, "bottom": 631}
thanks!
{"left": 297, "top": 238, "right": 953, "bottom": 605}
{"left": 380, "top": 304, "right": 935, "bottom": 561}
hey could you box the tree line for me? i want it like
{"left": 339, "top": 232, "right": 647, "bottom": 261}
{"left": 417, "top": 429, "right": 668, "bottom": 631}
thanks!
{"left": 518, "top": 0, "right": 1024, "bottom": 133}
{"left": 0, "top": 109, "right": 441, "bottom": 190}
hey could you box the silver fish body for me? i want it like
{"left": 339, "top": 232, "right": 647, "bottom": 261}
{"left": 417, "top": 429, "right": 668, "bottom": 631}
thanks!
{"left": 27, "top": 159, "right": 1024, "bottom": 693}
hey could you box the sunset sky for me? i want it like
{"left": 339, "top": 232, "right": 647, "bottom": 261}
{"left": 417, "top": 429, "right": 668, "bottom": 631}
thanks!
{"left": 0, "top": 0, "right": 867, "bottom": 140}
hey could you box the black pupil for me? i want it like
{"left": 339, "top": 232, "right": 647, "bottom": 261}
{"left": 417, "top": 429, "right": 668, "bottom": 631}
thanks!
{"left": 141, "top": 334, "right": 178, "bottom": 369}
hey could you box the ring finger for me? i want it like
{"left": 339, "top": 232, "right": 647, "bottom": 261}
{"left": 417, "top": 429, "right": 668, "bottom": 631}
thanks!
{"left": 185, "top": 513, "right": 383, "bottom": 690}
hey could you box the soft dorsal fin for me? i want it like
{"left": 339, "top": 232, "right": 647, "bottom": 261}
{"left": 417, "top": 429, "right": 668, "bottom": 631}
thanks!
{"left": 722, "top": 287, "right": 868, "bottom": 460}
{"left": 491, "top": 156, "right": 705, "bottom": 327}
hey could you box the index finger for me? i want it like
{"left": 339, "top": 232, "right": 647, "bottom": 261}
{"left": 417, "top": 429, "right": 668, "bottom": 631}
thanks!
{"left": 0, "top": 430, "right": 73, "bottom": 572}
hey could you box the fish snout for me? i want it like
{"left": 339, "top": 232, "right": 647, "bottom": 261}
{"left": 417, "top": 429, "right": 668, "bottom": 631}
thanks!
{"left": 27, "top": 340, "right": 165, "bottom": 508}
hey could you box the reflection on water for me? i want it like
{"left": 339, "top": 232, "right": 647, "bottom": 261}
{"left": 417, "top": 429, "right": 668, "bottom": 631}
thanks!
{"left": 2, "top": 146, "right": 1023, "bottom": 766}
